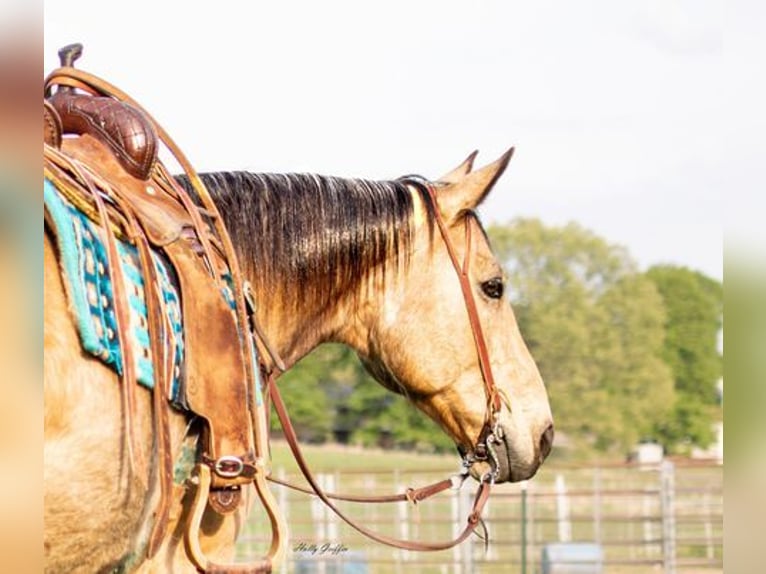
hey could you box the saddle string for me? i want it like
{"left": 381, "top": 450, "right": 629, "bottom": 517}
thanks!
{"left": 44, "top": 147, "right": 147, "bottom": 484}
{"left": 106, "top": 190, "right": 175, "bottom": 555}
{"left": 116, "top": 200, "right": 175, "bottom": 556}
{"left": 46, "top": 145, "right": 177, "bottom": 549}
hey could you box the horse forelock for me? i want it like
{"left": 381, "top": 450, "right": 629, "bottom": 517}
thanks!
{"left": 176, "top": 171, "right": 436, "bottom": 310}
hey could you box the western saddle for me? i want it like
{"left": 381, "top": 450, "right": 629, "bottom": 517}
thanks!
{"left": 44, "top": 44, "right": 286, "bottom": 573}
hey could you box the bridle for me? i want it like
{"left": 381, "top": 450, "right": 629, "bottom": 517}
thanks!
{"left": 423, "top": 181, "right": 505, "bottom": 479}
{"left": 263, "top": 179, "right": 508, "bottom": 551}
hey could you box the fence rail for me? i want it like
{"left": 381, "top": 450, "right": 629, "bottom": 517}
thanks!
{"left": 237, "top": 460, "right": 722, "bottom": 573}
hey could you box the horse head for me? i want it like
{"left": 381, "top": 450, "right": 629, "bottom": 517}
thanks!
{"left": 194, "top": 152, "right": 553, "bottom": 485}
{"left": 349, "top": 150, "right": 553, "bottom": 483}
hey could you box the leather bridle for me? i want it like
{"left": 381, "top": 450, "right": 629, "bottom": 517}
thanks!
{"left": 424, "top": 182, "right": 505, "bottom": 476}
{"left": 263, "top": 180, "right": 508, "bottom": 551}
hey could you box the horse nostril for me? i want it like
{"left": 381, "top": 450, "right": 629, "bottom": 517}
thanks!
{"left": 539, "top": 424, "right": 554, "bottom": 461}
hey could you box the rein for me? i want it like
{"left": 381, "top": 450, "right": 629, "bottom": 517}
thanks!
{"left": 263, "top": 181, "right": 506, "bottom": 551}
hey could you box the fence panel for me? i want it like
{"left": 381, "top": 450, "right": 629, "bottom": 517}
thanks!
{"left": 237, "top": 461, "right": 722, "bottom": 573}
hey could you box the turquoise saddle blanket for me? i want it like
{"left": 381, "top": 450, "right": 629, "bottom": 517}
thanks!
{"left": 44, "top": 178, "right": 185, "bottom": 406}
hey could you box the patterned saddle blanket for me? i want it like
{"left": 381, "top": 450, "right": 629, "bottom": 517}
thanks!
{"left": 44, "top": 177, "right": 186, "bottom": 406}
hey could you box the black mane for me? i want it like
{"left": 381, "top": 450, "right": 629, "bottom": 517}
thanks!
{"left": 175, "top": 171, "right": 435, "bottom": 310}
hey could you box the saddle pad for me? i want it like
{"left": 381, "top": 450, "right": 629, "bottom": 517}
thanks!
{"left": 44, "top": 178, "right": 185, "bottom": 406}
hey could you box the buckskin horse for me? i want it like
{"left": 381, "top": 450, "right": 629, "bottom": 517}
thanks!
{"left": 43, "top": 46, "right": 553, "bottom": 573}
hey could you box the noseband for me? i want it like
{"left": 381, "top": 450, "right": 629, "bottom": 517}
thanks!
{"left": 424, "top": 182, "right": 505, "bottom": 482}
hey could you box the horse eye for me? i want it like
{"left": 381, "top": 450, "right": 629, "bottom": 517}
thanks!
{"left": 481, "top": 278, "right": 504, "bottom": 300}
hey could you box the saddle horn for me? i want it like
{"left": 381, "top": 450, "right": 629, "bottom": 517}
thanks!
{"left": 56, "top": 44, "right": 83, "bottom": 94}
{"left": 58, "top": 43, "right": 83, "bottom": 68}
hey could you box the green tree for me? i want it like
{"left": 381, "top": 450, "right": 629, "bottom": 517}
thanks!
{"left": 488, "top": 218, "right": 674, "bottom": 456}
{"left": 272, "top": 343, "right": 454, "bottom": 452}
{"left": 343, "top": 378, "right": 454, "bottom": 453}
{"left": 270, "top": 345, "right": 346, "bottom": 443}
{"left": 645, "top": 266, "right": 723, "bottom": 451}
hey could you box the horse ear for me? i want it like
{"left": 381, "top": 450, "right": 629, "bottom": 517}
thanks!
{"left": 437, "top": 147, "right": 514, "bottom": 220}
{"left": 436, "top": 150, "right": 479, "bottom": 184}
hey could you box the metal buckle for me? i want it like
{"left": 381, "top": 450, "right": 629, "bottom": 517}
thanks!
{"left": 213, "top": 455, "right": 245, "bottom": 478}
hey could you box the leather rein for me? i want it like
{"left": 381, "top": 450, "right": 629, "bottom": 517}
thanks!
{"left": 262, "top": 181, "right": 507, "bottom": 551}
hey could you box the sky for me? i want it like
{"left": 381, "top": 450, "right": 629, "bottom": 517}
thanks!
{"left": 43, "top": 1, "right": 735, "bottom": 280}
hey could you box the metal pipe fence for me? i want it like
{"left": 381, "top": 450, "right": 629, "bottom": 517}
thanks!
{"left": 237, "top": 461, "right": 722, "bottom": 573}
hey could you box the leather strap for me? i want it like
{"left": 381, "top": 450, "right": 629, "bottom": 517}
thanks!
{"left": 125, "top": 215, "right": 174, "bottom": 557}
{"left": 269, "top": 379, "right": 492, "bottom": 551}
{"left": 267, "top": 473, "right": 454, "bottom": 505}
{"left": 425, "top": 184, "right": 503, "bottom": 453}
{"left": 45, "top": 146, "right": 148, "bottom": 484}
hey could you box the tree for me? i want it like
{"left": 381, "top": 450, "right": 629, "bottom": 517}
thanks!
{"left": 645, "top": 266, "right": 723, "bottom": 451}
{"left": 273, "top": 343, "right": 454, "bottom": 452}
{"left": 488, "top": 218, "right": 674, "bottom": 455}
{"left": 343, "top": 377, "right": 454, "bottom": 453}
{"left": 270, "top": 345, "right": 343, "bottom": 443}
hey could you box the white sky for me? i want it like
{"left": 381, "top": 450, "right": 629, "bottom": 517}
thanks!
{"left": 44, "top": 1, "right": 737, "bottom": 280}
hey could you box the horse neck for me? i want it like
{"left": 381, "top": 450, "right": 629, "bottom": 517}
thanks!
{"left": 251, "top": 283, "right": 349, "bottom": 370}
{"left": 201, "top": 171, "right": 416, "bottom": 370}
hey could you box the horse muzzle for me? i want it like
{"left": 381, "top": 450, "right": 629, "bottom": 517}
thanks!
{"left": 464, "top": 421, "right": 554, "bottom": 484}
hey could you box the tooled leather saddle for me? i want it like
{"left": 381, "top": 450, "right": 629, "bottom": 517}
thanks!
{"left": 44, "top": 44, "right": 282, "bottom": 573}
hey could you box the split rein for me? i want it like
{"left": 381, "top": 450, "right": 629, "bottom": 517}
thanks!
{"left": 261, "top": 181, "right": 506, "bottom": 552}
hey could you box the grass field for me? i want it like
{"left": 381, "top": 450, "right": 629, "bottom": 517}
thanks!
{"left": 237, "top": 442, "right": 722, "bottom": 573}
{"left": 268, "top": 439, "right": 460, "bottom": 474}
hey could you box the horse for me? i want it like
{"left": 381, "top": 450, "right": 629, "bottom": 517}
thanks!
{"left": 44, "top": 148, "right": 554, "bottom": 572}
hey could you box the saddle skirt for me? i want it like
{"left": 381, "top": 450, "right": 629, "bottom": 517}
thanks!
{"left": 44, "top": 178, "right": 187, "bottom": 406}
